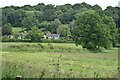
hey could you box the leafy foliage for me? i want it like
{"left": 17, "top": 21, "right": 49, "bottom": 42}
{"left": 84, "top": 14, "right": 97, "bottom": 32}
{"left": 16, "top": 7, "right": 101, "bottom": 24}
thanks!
{"left": 2, "top": 2, "right": 120, "bottom": 48}
{"left": 2, "top": 23, "right": 12, "bottom": 35}
{"left": 72, "top": 10, "right": 117, "bottom": 51}
{"left": 48, "top": 19, "right": 62, "bottom": 33}
{"left": 57, "top": 25, "right": 70, "bottom": 39}
{"left": 26, "top": 26, "right": 44, "bottom": 42}
{"left": 22, "top": 16, "right": 39, "bottom": 31}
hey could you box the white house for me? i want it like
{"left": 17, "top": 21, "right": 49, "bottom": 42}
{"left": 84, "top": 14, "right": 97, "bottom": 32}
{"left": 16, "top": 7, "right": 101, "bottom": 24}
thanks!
{"left": 46, "top": 34, "right": 60, "bottom": 39}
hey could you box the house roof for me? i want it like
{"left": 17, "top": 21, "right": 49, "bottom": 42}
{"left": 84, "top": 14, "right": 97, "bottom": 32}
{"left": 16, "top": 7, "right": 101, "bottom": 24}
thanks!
{"left": 46, "top": 34, "right": 60, "bottom": 37}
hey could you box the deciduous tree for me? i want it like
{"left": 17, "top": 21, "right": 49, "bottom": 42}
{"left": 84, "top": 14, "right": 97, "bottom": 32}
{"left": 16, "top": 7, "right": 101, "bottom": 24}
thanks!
{"left": 72, "top": 10, "right": 117, "bottom": 51}
{"left": 2, "top": 23, "right": 12, "bottom": 35}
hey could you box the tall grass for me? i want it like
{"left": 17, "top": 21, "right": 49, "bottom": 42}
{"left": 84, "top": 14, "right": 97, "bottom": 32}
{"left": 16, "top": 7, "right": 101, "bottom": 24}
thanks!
{"left": 3, "top": 43, "right": 82, "bottom": 53}
{"left": 2, "top": 43, "right": 118, "bottom": 78}
{"left": 2, "top": 55, "right": 118, "bottom": 79}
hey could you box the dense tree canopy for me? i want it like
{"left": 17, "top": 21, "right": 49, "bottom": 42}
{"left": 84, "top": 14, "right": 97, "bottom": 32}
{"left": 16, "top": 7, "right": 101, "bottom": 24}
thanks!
{"left": 22, "top": 16, "right": 39, "bottom": 31}
{"left": 72, "top": 10, "right": 117, "bottom": 50}
{"left": 93, "top": 4, "right": 102, "bottom": 11}
{"left": 2, "top": 2, "right": 120, "bottom": 28}
{"left": 2, "top": 2, "right": 120, "bottom": 47}
{"left": 104, "top": 6, "right": 120, "bottom": 27}
{"left": 2, "top": 8, "right": 26, "bottom": 27}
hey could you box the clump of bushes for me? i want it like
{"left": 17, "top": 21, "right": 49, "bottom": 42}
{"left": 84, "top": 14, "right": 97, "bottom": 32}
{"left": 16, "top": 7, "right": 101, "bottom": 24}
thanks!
{"left": 42, "top": 39, "right": 73, "bottom": 43}
{"left": 2, "top": 37, "right": 74, "bottom": 43}
{"left": 2, "top": 37, "right": 31, "bottom": 42}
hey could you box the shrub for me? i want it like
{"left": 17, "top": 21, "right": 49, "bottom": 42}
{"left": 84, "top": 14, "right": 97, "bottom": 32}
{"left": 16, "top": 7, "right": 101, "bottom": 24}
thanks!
{"left": 42, "top": 39, "right": 73, "bottom": 43}
{"left": 2, "top": 37, "right": 31, "bottom": 42}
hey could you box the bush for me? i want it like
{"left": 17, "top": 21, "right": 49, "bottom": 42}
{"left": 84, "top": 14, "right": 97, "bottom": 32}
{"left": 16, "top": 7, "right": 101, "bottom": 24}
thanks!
{"left": 2, "top": 37, "right": 31, "bottom": 42}
{"left": 2, "top": 37, "right": 73, "bottom": 43}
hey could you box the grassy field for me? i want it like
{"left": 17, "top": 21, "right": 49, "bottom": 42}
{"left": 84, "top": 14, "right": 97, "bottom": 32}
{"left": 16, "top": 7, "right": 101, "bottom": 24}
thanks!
{"left": 2, "top": 42, "right": 118, "bottom": 78}
{"left": 12, "top": 27, "right": 22, "bottom": 34}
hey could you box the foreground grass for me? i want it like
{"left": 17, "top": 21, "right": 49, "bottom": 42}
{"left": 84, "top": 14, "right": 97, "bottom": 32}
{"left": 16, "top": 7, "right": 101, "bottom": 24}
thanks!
{"left": 2, "top": 42, "right": 118, "bottom": 78}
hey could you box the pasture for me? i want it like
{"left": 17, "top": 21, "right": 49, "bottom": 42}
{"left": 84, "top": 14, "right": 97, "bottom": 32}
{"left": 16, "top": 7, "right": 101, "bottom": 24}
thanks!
{"left": 2, "top": 42, "right": 118, "bottom": 78}
{"left": 12, "top": 27, "right": 22, "bottom": 34}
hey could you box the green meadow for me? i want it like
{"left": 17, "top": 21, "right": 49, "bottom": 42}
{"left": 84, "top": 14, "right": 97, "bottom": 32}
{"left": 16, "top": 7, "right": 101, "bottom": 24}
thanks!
{"left": 2, "top": 42, "right": 118, "bottom": 78}
{"left": 12, "top": 27, "right": 22, "bottom": 34}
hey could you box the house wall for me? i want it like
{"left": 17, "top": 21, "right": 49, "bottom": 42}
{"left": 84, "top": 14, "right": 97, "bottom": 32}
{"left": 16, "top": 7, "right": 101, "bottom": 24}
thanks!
{"left": 48, "top": 37, "right": 59, "bottom": 39}
{"left": 54, "top": 37, "right": 59, "bottom": 39}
